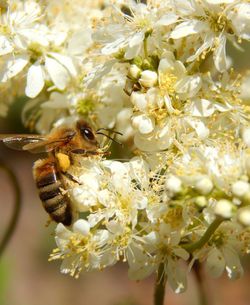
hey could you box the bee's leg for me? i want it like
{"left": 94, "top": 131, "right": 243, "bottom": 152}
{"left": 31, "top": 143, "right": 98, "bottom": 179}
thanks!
{"left": 62, "top": 171, "right": 82, "bottom": 185}
{"left": 71, "top": 149, "right": 110, "bottom": 156}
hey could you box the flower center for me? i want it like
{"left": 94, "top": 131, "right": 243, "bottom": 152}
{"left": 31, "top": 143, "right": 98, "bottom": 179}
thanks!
{"left": 159, "top": 71, "right": 177, "bottom": 96}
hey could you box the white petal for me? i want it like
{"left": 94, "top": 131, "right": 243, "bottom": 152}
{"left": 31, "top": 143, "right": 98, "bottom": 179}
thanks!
{"left": 124, "top": 43, "right": 142, "bottom": 60}
{"left": 190, "top": 99, "right": 215, "bottom": 117}
{"left": 214, "top": 36, "right": 227, "bottom": 72}
{"left": 175, "top": 75, "right": 202, "bottom": 98}
{"left": 214, "top": 102, "right": 232, "bottom": 112}
{"left": 55, "top": 223, "right": 71, "bottom": 240}
{"left": 173, "top": 248, "right": 190, "bottom": 261}
{"left": 101, "top": 37, "right": 127, "bottom": 55}
{"left": 131, "top": 92, "right": 148, "bottom": 111}
{"left": 129, "top": 31, "right": 144, "bottom": 48}
{"left": 156, "top": 13, "right": 179, "bottom": 27}
{"left": 68, "top": 30, "right": 92, "bottom": 55}
{"left": 222, "top": 246, "right": 244, "bottom": 280}
{"left": 132, "top": 114, "right": 155, "bottom": 134}
{"left": 41, "top": 92, "right": 69, "bottom": 109}
{"left": 0, "top": 36, "right": 13, "bottom": 56}
{"left": 186, "top": 119, "right": 209, "bottom": 139}
{"left": 228, "top": 3, "right": 250, "bottom": 40}
{"left": 45, "top": 56, "right": 70, "bottom": 90}
{"left": 106, "top": 220, "right": 123, "bottom": 234}
{"left": 206, "top": 0, "right": 236, "bottom": 3}
{"left": 48, "top": 52, "right": 77, "bottom": 77}
{"left": 206, "top": 248, "right": 225, "bottom": 278}
{"left": 170, "top": 20, "right": 207, "bottom": 39}
{"left": 85, "top": 60, "right": 116, "bottom": 88}
{"left": 0, "top": 54, "right": 29, "bottom": 82}
{"left": 167, "top": 259, "right": 187, "bottom": 294}
{"left": 187, "top": 34, "right": 214, "bottom": 62}
{"left": 25, "top": 62, "right": 45, "bottom": 98}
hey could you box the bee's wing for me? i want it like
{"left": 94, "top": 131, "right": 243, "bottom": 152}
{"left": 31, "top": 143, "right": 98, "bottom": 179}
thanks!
{"left": 22, "top": 130, "right": 76, "bottom": 153}
{"left": 1, "top": 130, "right": 76, "bottom": 153}
{"left": 0, "top": 134, "right": 46, "bottom": 152}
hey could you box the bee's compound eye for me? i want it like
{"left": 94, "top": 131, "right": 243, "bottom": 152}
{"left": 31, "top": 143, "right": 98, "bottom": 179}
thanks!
{"left": 81, "top": 128, "right": 95, "bottom": 141}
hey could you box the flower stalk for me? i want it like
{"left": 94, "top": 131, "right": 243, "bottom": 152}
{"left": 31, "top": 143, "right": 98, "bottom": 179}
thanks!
{"left": 0, "top": 161, "right": 21, "bottom": 257}
{"left": 154, "top": 263, "right": 167, "bottom": 305}
{"left": 183, "top": 217, "right": 224, "bottom": 254}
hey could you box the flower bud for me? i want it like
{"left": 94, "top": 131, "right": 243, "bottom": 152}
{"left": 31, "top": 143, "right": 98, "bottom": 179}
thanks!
{"left": 195, "top": 196, "right": 207, "bottom": 208}
{"left": 195, "top": 176, "right": 213, "bottom": 195}
{"left": 73, "top": 219, "right": 90, "bottom": 236}
{"left": 128, "top": 64, "right": 141, "bottom": 79}
{"left": 139, "top": 70, "right": 158, "bottom": 88}
{"left": 165, "top": 175, "right": 182, "bottom": 195}
{"left": 238, "top": 207, "right": 250, "bottom": 226}
{"left": 232, "top": 180, "right": 250, "bottom": 198}
{"left": 214, "top": 199, "right": 235, "bottom": 219}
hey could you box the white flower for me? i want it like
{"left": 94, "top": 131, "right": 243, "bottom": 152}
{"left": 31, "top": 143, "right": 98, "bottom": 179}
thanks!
{"left": 95, "top": 2, "right": 175, "bottom": 60}
{"left": 142, "top": 223, "right": 189, "bottom": 293}
{"left": 170, "top": 0, "right": 249, "bottom": 72}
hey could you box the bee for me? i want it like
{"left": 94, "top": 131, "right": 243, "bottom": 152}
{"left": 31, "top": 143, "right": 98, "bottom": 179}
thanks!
{"left": 0, "top": 119, "right": 116, "bottom": 226}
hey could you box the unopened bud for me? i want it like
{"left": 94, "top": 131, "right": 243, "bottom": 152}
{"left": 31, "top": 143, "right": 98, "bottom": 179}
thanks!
{"left": 195, "top": 196, "right": 207, "bottom": 208}
{"left": 214, "top": 199, "right": 235, "bottom": 219}
{"left": 128, "top": 64, "right": 141, "bottom": 79}
{"left": 139, "top": 70, "right": 158, "bottom": 88}
{"left": 238, "top": 207, "right": 250, "bottom": 226}
{"left": 195, "top": 176, "right": 213, "bottom": 195}
{"left": 73, "top": 219, "right": 90, "bottom": 236}
{"left": 165, "top": 175, "right": 182, "bottom": 195}
{"left": 232, "top": 180, "right": 250, "bottom": 198}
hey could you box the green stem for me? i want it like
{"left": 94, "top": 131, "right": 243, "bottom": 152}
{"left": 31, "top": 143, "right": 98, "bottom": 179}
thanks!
{"left": 0, "top": 161, "right": 21, "bottom": 257}
{"left": 183, "top": 217, "right": 224, "bottom": 253}
{"left": 144, "top": 38, "right": 148, "bottom": 59}
{"left": 193, "top": 261, "right": 208, "bottom": 305}
{"left": 154, "top": 263, "right": 166, "bottom": 305}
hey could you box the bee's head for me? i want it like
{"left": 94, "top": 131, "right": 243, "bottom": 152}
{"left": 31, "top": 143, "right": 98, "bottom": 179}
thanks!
{"left": 76, "top": 120, "right": 98, "bottom": 150}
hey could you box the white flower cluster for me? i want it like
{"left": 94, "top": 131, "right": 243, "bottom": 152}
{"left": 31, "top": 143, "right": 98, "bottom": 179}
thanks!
{"left": 50, "top": 142, "right": 250, "bottom": 291}
{"left": 2, "top": 0, "right": 250, "bottom": 294}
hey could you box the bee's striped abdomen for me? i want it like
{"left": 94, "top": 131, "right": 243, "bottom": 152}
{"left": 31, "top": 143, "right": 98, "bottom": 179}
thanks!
{"left": 33, "top": 158, "right": 72, "bottom": 226}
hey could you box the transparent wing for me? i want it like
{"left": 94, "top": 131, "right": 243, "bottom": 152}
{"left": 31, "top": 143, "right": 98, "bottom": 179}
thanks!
{"left": 0, "top": 130, "right": 76, "bottom": 154}
{"left": 0, "top": 134, "right": 46, "bottom": 152}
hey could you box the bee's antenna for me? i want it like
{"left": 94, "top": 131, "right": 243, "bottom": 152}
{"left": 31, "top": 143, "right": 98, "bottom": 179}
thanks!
{"left": 96, "top": 128, "right": 123, "bottom": 136}
{"left": 96, "top": 132, "right": 123, "bottom": 146}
